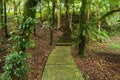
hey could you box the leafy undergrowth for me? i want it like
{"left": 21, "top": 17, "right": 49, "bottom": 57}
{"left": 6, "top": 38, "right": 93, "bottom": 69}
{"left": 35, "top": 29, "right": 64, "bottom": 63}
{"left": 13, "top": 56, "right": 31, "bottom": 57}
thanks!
{"left": 72, "top": 35, "right": 120, "bottom": 80}
{"left": 0, "top": 30, "right": 10, "bottom": 73}
{"left": 0, "top": 25, "right": 63, "bottom": 80}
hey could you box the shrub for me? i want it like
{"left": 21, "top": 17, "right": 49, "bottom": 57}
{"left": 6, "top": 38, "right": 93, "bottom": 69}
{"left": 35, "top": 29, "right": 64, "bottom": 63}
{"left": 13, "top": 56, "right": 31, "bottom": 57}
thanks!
{"left": 0, "top": 17, "right": 35, "bottom": 80}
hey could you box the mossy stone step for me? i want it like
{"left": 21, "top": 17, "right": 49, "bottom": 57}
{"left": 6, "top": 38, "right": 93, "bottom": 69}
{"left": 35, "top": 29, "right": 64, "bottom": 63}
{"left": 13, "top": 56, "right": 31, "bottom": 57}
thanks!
{"left": 56, "top": 43, "right": 72, "bottom": 46}
{"left": 58, "top": 30, "right": 72, "bottom": 44}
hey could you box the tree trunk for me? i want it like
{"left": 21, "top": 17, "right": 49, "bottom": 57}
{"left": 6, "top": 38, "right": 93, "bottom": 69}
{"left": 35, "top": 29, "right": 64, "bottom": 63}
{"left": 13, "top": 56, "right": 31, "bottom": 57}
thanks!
{"left": 3, "top": 0, "right": 8, "bottom": 37}
{"left": 64, "top": 0, "right": 71, "bottom": 33}
{"left": 72, "top": 0, "right": 75, "bottom": 16}
{"left": 14, "top": 0, "right": 17, "bottom": 15}
{"left": 98, "top": 6, "right": 101, "bottom": 34}
{"left": 69, "top": 13, "right": 72, "bottom": 31}
{"left": 78, "top": 0, "right": 87, "bottom": 57}
{"left": 65, "top": 0, "right": 69, "bottom": 18}
{"left": 0, "top": 0, "right": 3, "bottom": 33}
{"left": 52, "top": 0, "right": 55, "bottom": 25}
{"left": 57, "top": 0, "right": 61, "bottom": 29}
{"left": 87, "top": 0, "right": 90, "bottom": 21}
{"left": 23, "top": 0, "right": 38, "bottom": 36}
{"left": 23, "top": 0, "right": 37, "bottom": 20}
{"left": 39, "top": 0, "right": 42, "bottom": 19}
{"left": 18, "top": 0, "right": 21, "bottom": 14}
{"left": 47, "top": 0, "right": 50, "bottom": 17}
{"left": 50, "top": 0, "right": 56, "bottom": 45}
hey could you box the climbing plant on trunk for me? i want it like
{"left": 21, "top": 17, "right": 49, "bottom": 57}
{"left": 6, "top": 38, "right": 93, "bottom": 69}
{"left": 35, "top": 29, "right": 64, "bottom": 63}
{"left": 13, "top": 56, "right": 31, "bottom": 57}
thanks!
{"left": 0, "top": 18, "right": 35, "bottom": 80}
{"left": 1, "top": 0, "right": 38, "bottom": 79}
{"left": 23, "top": 0, "right": 38, "bottom": 36}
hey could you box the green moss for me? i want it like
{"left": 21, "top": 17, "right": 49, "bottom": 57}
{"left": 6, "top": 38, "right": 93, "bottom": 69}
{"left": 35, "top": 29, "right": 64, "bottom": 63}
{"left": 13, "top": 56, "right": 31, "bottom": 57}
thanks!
{"left": 42, "top": 46, "right": 84, "bottom": 80}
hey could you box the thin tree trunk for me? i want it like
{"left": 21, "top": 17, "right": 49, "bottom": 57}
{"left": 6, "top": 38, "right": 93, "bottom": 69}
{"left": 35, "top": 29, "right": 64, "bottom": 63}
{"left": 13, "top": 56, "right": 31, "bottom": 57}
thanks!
{"left": 64, "top": 0, "right": 71, "bottom": 32}
{"left": 50, "top": 30, "right": 53, "bottom": 45}
{"left": 69, "top": 13, "right": 72, "bottom": 31}
{"left": 87, "top": 1, "right": 90, "bottom": 21}
{"left": 50, "top": 0, "right": 56, "bottom": 45}
{"left": 52, "top": 0, "right": 55, "bottom": 24}
{"left": 98, "top": 6, "right": 101, "bottom": 34}
{"left": 0, "top": 0, "right": 3, "bottom": 30}
{"left": 65, "top": 0, "right": 69, "bottom": 18}
{"left": 72, "top": 0, "right": 75, "bottom": 16}
{"left": 60, "top": 2, "right": 61, "bottom": 16}
{"left": 14, "top": 0, "right": 17, "bottom": 15}
{"left": 47, "top": 0, "right": 51, "bottom": 28}
{"left": 3, "top": 0, "right": 8, "bottom": 37}
{"left": 47, "top": 0, "right": 50, "bottom": 17}
{"left": 39, "top": 0, "right": 42, "bottom": 19}
{"left": 57, "top": 0, "right": 60, "bottom": 29}
{"left": 18, "top": 0, "right": 21, "bottom": 14}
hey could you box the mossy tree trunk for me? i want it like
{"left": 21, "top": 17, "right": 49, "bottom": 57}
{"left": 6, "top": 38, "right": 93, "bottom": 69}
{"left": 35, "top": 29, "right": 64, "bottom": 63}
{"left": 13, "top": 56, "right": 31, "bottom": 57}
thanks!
{"left": 23, "top": 0, "right": 38, "bottom": 36}
{"left": 78, "top": 0, "right": 88, "bottom": 57}
{"left": 23, "top": 0, "right": 38, "bottom": 20}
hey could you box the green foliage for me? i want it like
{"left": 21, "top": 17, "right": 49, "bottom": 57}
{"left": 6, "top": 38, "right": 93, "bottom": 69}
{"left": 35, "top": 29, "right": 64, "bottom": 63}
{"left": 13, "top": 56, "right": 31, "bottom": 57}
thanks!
{"left": 90, "top": 28, "right": 110, "bottom": 42}
{"left": 72, "top": 23, "right": 110, "bottom": 48}
{"left": 71, "top": 24, "right": 79, "bottom": 47}
{"left": 1, "top": 51, "right": 30, "bottom": 80}
{"left": 100, "top": 8, "right": 120, "bottom": 21}
{"left": 0, "top": 17, "right": 35, "bottom": 80}
{"left": 106, "top": 14, "right": 119, "bottom": 27}
{"left": 71, "top": 28, "right": 80, "bottom": 48}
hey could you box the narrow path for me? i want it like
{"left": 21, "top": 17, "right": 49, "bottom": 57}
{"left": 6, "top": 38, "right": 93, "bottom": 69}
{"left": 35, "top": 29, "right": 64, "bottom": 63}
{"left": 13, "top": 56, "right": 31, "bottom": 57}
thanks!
{"left": 42, "top": 46, "right": 84, "bottom": 80}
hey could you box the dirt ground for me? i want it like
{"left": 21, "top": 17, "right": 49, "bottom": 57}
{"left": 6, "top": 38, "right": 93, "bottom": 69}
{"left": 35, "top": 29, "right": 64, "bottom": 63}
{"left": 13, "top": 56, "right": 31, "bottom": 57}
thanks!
{"left": 27, "top": 25, "right": 63, "bottom": 80}
{"left": 72, "top": 35, "right": 120, "bottom": 80}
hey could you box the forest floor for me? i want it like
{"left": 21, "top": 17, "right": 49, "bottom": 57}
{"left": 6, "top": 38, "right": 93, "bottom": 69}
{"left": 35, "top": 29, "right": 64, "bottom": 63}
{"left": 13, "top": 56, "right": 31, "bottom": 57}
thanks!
{"left": 0, "top": 25, "right": 63, "bottom": 79}
{"left": 27, "top": 25, "right": 63, "bottom": 80}
{"left": 72, "top": 35, "right": 120, "bottom": 80}
{"left": 0, "top": 18, "right": 120, "bottom": 80}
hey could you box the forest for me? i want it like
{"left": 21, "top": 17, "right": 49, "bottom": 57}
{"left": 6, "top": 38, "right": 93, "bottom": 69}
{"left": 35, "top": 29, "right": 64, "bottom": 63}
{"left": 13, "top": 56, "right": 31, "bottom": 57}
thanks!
{"left": 0, "top": 0, "right": 120, "bottom": 80}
